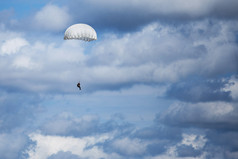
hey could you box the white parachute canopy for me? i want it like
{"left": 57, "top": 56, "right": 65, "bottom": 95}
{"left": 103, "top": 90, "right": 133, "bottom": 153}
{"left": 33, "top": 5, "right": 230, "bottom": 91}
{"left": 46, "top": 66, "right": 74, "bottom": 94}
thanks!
{"left": 64, "top": 23, "right": 97, "bottom": 41}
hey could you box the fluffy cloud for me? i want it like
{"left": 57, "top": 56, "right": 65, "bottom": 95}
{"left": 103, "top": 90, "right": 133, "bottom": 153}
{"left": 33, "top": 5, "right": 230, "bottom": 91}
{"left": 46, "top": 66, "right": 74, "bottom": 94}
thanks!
{"left": 26, "top": 113, "right": 182, "bottom": 159}
{"left": 2, "top": 108, "right": 236, "bottom": 159}
{"left": 223, "top": 76, "right": 238, "bottom": 101}
{"left": 0, "top": 37, "right": 29, "bottom": 55}
{"left": 163, "top": 133, "right": 207, "bottom": 158}
{"left": 25, "top": 115, "right": 177, "bottom": 159}
{"left": 83, "top": 20, "right": 238, "bottom": 88}
{"left": 12, "top": 56, "right": 39, "bottom": 69}
{"left": 27, "top": 133, "right": 110, "bottom": 159}
{"left": 180, "top": 134, "right": 207, "bottom": 150}
{"left": 0, "top": 19, "right": 237, "bottom": 94}
{"left": 24, "top": 112, "right": 238, "bottom": 159}
{"left": 33, "top": 4, "right": 72, "bottom": 32}
{"left": 155, "top": 101, "right": 238, "bottom": 158}
{"left": 0, "top": 2, "right": 238, "bottom": 159}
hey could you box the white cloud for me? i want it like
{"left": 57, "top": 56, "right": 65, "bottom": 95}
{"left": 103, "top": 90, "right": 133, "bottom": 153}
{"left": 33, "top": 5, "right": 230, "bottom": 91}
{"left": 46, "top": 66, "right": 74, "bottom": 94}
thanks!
{"left": 0, "top": 19, "right": 237, "bottom": 93}
{"left": 180, "top": 134, "right": 207, "bottom": 150}
{"left": 0, "top": 37, "right": 29, "bottom": 55}
{"left": 27, "top": 133, "right": 110, "bottom": 159}
{"left": 33, "top": 4, "right": 72, "bottom": 31}
{"left": 145, "top": 133, "right": 208, "bottom": 159}
{"left": 169, "top": 101, "right": 234, "bottom": 119}
{"left": 86, "top": 20, "right": 238, "bottom": 85}
{"left": 223, "top": 76, "right": 238, "bottom": 101}
{"left": 12, "top": 56, "right": 39, "bottom": 69}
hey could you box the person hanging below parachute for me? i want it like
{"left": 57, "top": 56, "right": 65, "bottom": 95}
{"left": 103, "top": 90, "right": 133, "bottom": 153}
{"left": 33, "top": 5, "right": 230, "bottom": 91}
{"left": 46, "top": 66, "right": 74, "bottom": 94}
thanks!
{"left": 77, "top": 82, "right": 81, "bottom": 90}
{"left": 64, "top": 23, "right": 97, "bottom": 91}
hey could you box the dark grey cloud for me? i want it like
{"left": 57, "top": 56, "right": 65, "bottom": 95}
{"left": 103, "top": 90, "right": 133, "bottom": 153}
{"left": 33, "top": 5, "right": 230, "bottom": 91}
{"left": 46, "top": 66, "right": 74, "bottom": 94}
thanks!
{"left": 53, "top": 0, "right": 238, "bottom": 32}
{"left": 211, "top": 0, "right": 238, "bottom": 19}
{"left": 2, "top": 0, "right": 238, "bottom": 34}
{"left": 156, "top": 101, "right": 238, "bottom": 158}
{"left": 134, "top": 125, "right": 182, "bottom": 141}
{"left": 146, "top": 142, "right": 167, "bottom": 156}
{"left": 176, "top": 145, "right": 202, "bottom": 157}
{"left": 158, "top": 102, "right": 238, "bottom": 131}
{"left": 206, "top": 131, "right": 238, "bottom": 154}
{"left": 166, "top": 78, "right": 232, "bottom": 103}
{"left": 133, "top": 125, "right": 182, "bottom": 156}
{"left": 66, "top": 0, "right": 155, "bottom": 32}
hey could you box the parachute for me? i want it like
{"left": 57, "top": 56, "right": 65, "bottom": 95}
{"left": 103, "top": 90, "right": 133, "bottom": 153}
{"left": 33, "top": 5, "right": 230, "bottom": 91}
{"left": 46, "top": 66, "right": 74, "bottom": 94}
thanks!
{"left": 64, "top": 23, "right": 97, "bottom": 41}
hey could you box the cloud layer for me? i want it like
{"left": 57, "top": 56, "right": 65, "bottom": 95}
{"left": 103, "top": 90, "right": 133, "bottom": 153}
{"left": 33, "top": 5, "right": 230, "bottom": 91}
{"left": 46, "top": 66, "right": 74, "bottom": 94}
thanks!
{"left": 0, "top": 0, "right": 238, "bottom": 159}
{"left": 0, "top": 19, "right": 237, "bottom": 94}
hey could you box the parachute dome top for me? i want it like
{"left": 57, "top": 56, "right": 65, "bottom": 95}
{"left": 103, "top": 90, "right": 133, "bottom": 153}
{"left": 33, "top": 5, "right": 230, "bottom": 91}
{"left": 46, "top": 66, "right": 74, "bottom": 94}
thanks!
{"left": 64, "top": 23, "right": 97, "bottom": 42}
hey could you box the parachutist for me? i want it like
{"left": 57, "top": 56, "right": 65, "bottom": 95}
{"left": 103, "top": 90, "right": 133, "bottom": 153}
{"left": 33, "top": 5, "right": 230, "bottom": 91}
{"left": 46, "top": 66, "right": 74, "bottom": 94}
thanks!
{"left": 77, "top": 82, "right": 81, "bottom": 90}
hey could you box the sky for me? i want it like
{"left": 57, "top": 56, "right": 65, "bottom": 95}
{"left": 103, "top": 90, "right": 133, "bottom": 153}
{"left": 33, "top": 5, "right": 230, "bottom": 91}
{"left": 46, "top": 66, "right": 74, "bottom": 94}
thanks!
{"left": 0, "top": 0, "right": 238, "bottom": 159}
